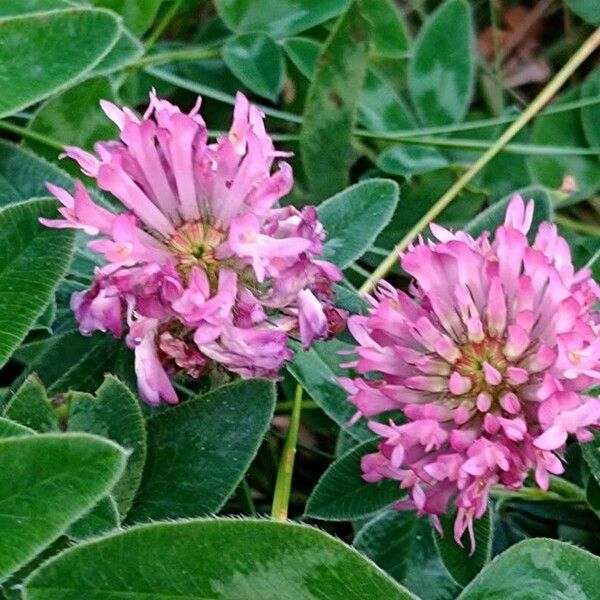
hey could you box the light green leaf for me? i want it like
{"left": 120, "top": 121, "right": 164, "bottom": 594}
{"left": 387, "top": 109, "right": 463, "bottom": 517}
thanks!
{"left": 0, "top": 0, "right": 69, "bottom": 16}
{"left": 0, "top": 433, "right": 126, "bottom": 582}
{"left": 434, "top": 507, "right": 493, "bottom": 587}
{"left": 215, "top": 0, "right": 351, "bottom": 38}
{"left": 408, "top": 0, "right": 475, "bottom": 126}
{"left": 27, "top": 77, "right": 118, "bottom": 167}
{"left": 465, "top": 186, "right": 553, "bottom": 241}
{"left": 377, "top": 145, "right": 448, "bottom": 178}
{"left": 0, "top": 416, "right": 34, "bottom": 437}
{"left": 93, "top": 0, "right": 161, "bottom": 35}
{"left": 0, "top": 199, "right": 75, "bottom": 369}
{"left": 0, "top": 8, "right": 120, "bottom": 118}
{"left": 90, "top": 26, "right": 143, "bottom": 76}
{"left": 530, "top": 87, "right": 600, "bottom": 204}
{"left": 305, "top": 439, "right": 403, "bottom": 520}
{"left": 564, "top": 0, "right": 600, "bottom": 24}
{"left": 223, "top": 32, "right": 285, "bottom": 100}
{"left": 4, "top": 374, "right": 58, "bottom": 432}
{"left": 287, "top": 339, "right": 371, "bottom": 441}
{"left": 354, "top": 511, "right": 460, "bottom": 600}
{"left": 457, "top": 538, "right": 600, "bottom": 599}
{"left": 358, "top": 0, "right": 410, "bottom": 57}
{"left": 24, "top": 519, "right": 416, "bottom": 599}
{"left": 68, "top": 376, "right": 146, "bottom": 518}
{"left": 317, "top": 179, "right": 399, "bottom": 269}
{"left": 127, "top": 379, "right": 275, "bottom": 522}
{"left": 300, "top": 4, "right": 370, "bottom": 199}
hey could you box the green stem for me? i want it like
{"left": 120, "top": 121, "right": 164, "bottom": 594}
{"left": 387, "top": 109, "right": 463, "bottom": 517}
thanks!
{"left": 235, "top": 478, "right": 256, "bottom": 515}
{"left": 132, "top": 46, "right": 221, "bottom": 69}
{"left": 144, "top": 0, "right": 186, "bottom": 52}
{"left": 0, "top": 120, "right": 65, "bottom": 151}
{"left": 271, "top": 384, "right": 303, "bottom": 521}
{"left": 555, "top": 213, "right": 600, "bottom": 236}
{"left": 359, "top": 26, "right": 600, "bottom": 295}
{"left": 491, "top": 477, "right": 586, "bottom": 503}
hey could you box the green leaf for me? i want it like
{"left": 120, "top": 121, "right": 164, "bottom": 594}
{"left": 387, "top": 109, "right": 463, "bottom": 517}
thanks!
{"left": 90, "top": 26, "right": 143, "bottom": 76}
{"left": 0, "top": 8, "right": 120, "bottom": 118}
{"left": 27, "top": 77, "right": 118, "bottom": 167}
{"left": 0, "top": 433, "right": 126, "bottom": 582}
{"left": 24, "top": 519, "right": 416, "bottom": 599}
{"left": 564, "top": 0, "right": 600, "bottom": 24}
{"left": 4, "top": 374, "right": 58, "bottom": 432}
{"left": 433, "top": 507, "right": 493, "bottom": 587}
{"left": 377, "top": 145, "right": 448, "bottom": 178}
{"left": 465, "top": 186, "right": 553, "bottom": 240}
{"left": 223, "top": 32, "right": 285, "bottom": 100}
{"left": 127, "top": 379, "right": 275, "bottom": 522}
{"left": 581, "top": 69, "right": 600, "bottom": 149}
{"left": 457, "top": 538, "right": 600, "bottom": 599}
{"left": 317, "top": 179, "right": 399, "bottom": 269}
{"left": 581, "top": 430, "right": 600, "bottom": 488}
{"left": 68, "top": 376, "right": 146, "bottom": 518}
{"left": 0, "top": 0, "right": 69, "bottom": 16}
{"left": 354, "top": 511, "right": 460, "bottom": 600}
{"left": 287, "top": 339, "right": 371, "bottom": 441}
{"left": 408, "top": 0, "right": 475, "bottom": 126}
{"left": 333, "top": 284, "right": 370, "bottom": 315}
{"left": 0, "top": 199, "right": 75, "bottom": 369}
{"left": 283, "top": 36, "right": 320, "bottom": 78}
{"left": 67, "top": 496, "right": 119, "bottom": 542}
{"left": 358, "top": 0, "right": 410, "bottom": 57}
{"left": 530, "top": 87, "right": 600, "bottom": 204}
{"left": 0, "top": 416, "right": 34, "bottom": 438}
{"left": 300, "top": 4, "right": 370, "bottom": 199}
{"left": 93, "top": 0, "right": 161, "bottom": 35}
{"left": 215, "top": 0, "right": 351, "bottom": 38}
{"left": 305, "top": 439, "right": 403, "bottom": 520}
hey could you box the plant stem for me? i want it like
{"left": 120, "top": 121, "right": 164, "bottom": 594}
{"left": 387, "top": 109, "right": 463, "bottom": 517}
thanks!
{"left": 359, "top": 26, "right": 600, "bottom": 295}
{"left": 555, "top": 213, "right": 600, "bottom": 236}
{"left": 235, "top": 478, "right": 256, "bottom": 515}
{"left": 132, "top": 46, "right": 221, "bottom": 69}
{"left": 271, "top": 384, "right": 304, "bottom": 521}
{"left": 144, "top": 0, "right": 185, "bottom": 52}
{"left": 0, "top": 120, "right": 65, "bottom": 151}
{"left": 275, "top": 399, "right": 320, "bottom": 412}
{"left": 491, "top": 476, "right": 586, "bottom": 503}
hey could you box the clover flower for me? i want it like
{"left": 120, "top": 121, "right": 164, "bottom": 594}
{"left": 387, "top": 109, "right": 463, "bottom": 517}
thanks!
{"left": 43, "top": 92, "right": 344, "bottom": 404}
{"left": 341, "top": 196, "right": 600, "bottom": 550}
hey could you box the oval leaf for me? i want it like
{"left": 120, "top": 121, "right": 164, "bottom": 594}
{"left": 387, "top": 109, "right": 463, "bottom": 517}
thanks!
{"left": 0, "top": 199, "right": 75, "bottom": 369}
{"left": 457, "top": 538, "right": 600, "bottom": 599}
{"left": 24, "top": 519, "right": 416, "bottom": 599}
{"left": 215, "top": 0, "right": 351, "bottom": 38}
{"left": 0, "top": 433, "right": 125, "bottom": 581}
{"left": 4, "top": 374, "right": 57, "bottom": 432}
{"left": 358, "top": 0, "right": 410, "bottom": 57}
{"left": 305, "top": 438, "right": 404, "bottom": 520}
{"left": 223, "top": 32, "right": 285, "bottom": 100}
{"left": 408, "top": 0, "right": 475, "bottom": 126}
{"left": 317, "top": 179, "right": 399, "bottom": 269}
{"left": 127, "top": 379, "right": 275, "bottom": 522}
{"left": 93, "top": 0, "right": 161, "bottom": 35}
{"left": 0, "top": 8, "right": 120, "bottom": 118}
{"left": 377, "top": 145, "right": 448, "bottom": 178}
{"left": 300, "top": 4, "right": 370, "bottom": 199}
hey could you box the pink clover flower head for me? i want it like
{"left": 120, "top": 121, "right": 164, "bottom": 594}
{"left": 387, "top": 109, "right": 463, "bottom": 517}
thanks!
{"left": 42, "top": 91, "right": 344, "bottom": 404}
{"left": 343, "top": 195, "right": 600, "bottom": 551}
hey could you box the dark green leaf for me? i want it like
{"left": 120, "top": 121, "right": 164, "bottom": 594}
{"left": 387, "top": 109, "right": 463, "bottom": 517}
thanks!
{"left": 223, "top": 32, "right": 285, "bottom": 100}
{"left": 457, "top": 538, "right": 600, "bottom": 599}
{"left": 4, "top": 374, "right": 57, "bottom": 432}
{"left": 354, "top": 511, "right": 460, "bottom": 600}
{"left": 581, "top": 69, "right": 600, "bottom": 149}
{"left": 90, "top": 27, "right": 143, "bottom": 76}
{"left": 317, "top": 179, "right": 399, "bottom": 268}
{"left": 377, "top": 145, "right": 448, "bottom": 178}
{"left": 408, "top": 0, "right": 475, "bottom": 126}
{"left": 93, "top": 0, "right": 162, "bottom": 35}
{"left": 305, "top": 439, "right": 403, "bottom": 520}
{"left": 127, "top": 379, "right": 275, "bottom": 522}
{"left": 465, "top": 186, "right": 553, "bottom": 240}
{"left": 0, "top": 433, "right": 126, "bottom": 582}
{"left": 333, "top": 284, "right": 369, "bottom": 316}
{"left": 434, "top": 507, "right": 492, "bottom": 587}
{"left": 215, "top": 0, "right": 351, "bottom": 38}
{"left": 25, "top": 519, "right": 416, "bottom": 599}
{"left": 0, "top": 0, "right": 69, "bottom": 16}
{"left": 0, "top": 417, "right": 33, "bottom": 438}
{"left": 0, "top": 199, "right": 75, "bottom": 369}
{"left": 564, "top": 0, "right": 600, "bottom": 24}
{"left": 358, "top": 0, "right": 410, "bottom": 57}
{"left": 0, "top": 8, "right": 120, "bottom": 118}
{"left": 68, "top": 376, "right": 146, "bottom": 518}
{"left": 66, "top": 496, "right": 119, "bottom": 541}
{"left": 287, "top": 339, "right": 371, "bottom": 440}
{"left": 283, "top": 36, "right": 319, "bottom": 78}
{"left": 300, "top": 5, "right": 370, "bottom": 198}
